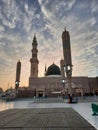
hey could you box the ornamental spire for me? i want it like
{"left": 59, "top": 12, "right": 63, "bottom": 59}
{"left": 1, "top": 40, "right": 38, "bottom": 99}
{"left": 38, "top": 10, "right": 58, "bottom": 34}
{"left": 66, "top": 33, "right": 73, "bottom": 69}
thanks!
{"left": 32, "top": 33, "right": 37, "bottom": 45}
{"left": 44, "top": 64, "right": 47, "bottom": 76}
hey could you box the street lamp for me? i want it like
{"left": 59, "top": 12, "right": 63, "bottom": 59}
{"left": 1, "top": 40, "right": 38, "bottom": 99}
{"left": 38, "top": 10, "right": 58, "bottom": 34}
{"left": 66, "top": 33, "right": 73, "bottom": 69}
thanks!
{"left": 61, "top": 79, "right": 67, "bottom": 98}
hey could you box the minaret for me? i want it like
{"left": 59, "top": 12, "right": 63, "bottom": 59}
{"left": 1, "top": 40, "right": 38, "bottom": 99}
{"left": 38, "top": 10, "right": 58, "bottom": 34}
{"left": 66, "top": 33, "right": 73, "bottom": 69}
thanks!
{"left": 30, "top": 34, "right": 39, "bottom": 78}
{"left": 62, "top": 28, "right": 73, "bottom": 103}
{"left": 62, "top": 28, "right": 73, "bottom": 76}
{"left": 15, "top": 59, "right": 21, "bottom": 89}
{"left": 62, "top": 28, "right": 72, "bottom": 66}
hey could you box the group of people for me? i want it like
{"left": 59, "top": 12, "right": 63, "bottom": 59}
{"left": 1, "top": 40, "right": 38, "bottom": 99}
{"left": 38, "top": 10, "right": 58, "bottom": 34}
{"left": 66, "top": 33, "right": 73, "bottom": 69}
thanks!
{"left": 68, "top": 94, "right": 78, "bottom": 103}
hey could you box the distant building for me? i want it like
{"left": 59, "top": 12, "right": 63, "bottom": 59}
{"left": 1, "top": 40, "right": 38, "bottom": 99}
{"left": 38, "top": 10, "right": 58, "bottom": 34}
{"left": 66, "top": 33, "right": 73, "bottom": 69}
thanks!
{"left": 28, "top": 31, "right": 98, "bottom": 97}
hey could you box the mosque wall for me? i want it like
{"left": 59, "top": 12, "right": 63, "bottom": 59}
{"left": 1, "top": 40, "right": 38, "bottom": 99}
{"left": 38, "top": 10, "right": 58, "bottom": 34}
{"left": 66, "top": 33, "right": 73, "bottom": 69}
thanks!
{"left": 88, "top": 77, "right": 98, "bottom": 95}
{"left": 72, "top": 77, "right": 90, "bottom": 94}
{"left": 29, "top": 76, "right": 98, "bottom": 97}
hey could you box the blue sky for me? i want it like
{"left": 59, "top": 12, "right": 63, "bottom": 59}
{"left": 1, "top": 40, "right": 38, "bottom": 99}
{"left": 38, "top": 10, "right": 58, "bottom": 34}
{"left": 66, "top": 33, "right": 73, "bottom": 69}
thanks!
{"left": 0, "top": 0, "right": 98, "bottom": 90}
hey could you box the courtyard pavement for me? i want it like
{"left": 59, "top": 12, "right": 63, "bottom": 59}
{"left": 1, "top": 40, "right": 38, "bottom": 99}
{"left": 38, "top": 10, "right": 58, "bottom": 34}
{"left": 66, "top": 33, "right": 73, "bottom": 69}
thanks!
{"left": 0, "top": 97, "right": 98, "bottom": 129}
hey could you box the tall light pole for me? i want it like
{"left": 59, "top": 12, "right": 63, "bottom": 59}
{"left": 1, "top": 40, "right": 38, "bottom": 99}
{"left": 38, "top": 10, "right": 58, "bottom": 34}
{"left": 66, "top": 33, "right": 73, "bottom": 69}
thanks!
{"left": 62, "top": 28, "right": 73, "bottom": 103}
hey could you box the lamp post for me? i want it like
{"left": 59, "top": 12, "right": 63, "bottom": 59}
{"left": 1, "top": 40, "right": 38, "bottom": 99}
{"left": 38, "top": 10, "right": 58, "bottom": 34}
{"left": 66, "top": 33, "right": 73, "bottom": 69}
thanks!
{"left": 61, "top": 79, "right": 67, "bottom": 98}
{"left": 15, "top": 81, "right": 19, "bottom": 94}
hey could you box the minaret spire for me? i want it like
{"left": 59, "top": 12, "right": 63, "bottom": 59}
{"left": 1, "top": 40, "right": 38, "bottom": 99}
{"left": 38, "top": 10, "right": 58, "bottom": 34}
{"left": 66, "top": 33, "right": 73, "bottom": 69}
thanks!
{"left": 44, "top": 64, "right": 47, "bottom": 76}
{"left": 30, "top": 34, "right": 39, "bottom": 78}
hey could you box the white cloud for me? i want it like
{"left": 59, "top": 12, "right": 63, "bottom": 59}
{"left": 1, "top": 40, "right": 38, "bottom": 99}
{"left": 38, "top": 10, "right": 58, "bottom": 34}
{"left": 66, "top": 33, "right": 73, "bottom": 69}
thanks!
{"left": 0, "top": 25, "right": 5, "bottom": 31}
{"left": 66, "top": 0, "right": 76, "bottom": 10}
{"left": 38, "top": 0, "right": 76, "bottom": 20}
{"left": 91, "top": 0, "right": 98, "bottom": 13}
{"left": 0, "top": 0, "right": 17, "bottom": 28}
{"left": 38, "top": 0, "right": 51, "bottom": 19}
{"left": 88, "top": 17, "right": 97, "bottom": 26}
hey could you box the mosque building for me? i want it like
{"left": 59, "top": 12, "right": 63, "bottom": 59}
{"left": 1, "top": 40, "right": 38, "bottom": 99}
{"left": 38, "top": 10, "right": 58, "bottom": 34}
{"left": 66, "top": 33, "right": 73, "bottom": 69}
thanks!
{"left": 28, "top": 30, "right": 98, "bottom": 97}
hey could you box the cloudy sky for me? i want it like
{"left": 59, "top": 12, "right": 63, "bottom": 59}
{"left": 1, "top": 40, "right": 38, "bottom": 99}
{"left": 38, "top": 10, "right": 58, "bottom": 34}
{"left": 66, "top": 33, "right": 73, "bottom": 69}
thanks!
{"left": 0, "top": 0, "right": 98, "bottom": 90}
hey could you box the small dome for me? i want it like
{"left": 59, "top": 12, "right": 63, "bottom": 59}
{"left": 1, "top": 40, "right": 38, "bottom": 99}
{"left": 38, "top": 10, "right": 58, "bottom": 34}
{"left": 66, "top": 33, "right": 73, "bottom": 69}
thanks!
{"left": 46, "top": 63, "right": 61, "bottom": 76}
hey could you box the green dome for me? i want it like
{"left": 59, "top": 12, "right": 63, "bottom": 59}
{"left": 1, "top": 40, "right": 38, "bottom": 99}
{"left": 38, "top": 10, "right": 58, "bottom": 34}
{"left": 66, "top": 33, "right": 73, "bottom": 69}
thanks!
{"left": 46, "top": 63, "right": 61, "bottom": 76}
